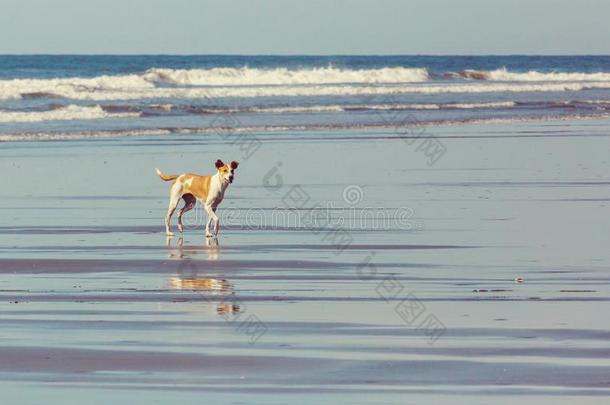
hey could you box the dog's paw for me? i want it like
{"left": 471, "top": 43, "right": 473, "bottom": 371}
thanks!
{"left": 177, "top": 224, "right": 184, "bottom": 233}
{"left": 166, "top": 231, "right": 175, "bottom": 237}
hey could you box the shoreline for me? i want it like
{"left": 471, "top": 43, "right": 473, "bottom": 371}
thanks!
{"left": 2, "top": 114, "right": 610, "bottom": 143}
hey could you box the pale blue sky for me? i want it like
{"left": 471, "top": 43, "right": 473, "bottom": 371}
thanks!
{"left": 1, "top": 0, "right": 608, "bottom": 54}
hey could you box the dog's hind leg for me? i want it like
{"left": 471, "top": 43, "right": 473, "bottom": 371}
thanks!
{"left": 165, "top": 183, "right": 182, "bottom": 237}
{"left": 177, "top": 194, "right": 196, "bottom": 233}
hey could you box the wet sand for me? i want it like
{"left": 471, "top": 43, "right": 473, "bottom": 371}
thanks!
{"left": 1, "top": 119, "right": 610, "bottom": 404}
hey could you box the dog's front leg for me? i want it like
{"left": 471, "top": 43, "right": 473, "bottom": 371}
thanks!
{"left": 212, "top": 207, "right": 220, "bottom": 236}
{"left": 204, "top": 203, "right": 218, "bottom": 238}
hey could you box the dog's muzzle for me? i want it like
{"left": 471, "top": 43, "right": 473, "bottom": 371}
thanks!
{"left": 229, "top": 176, "right": 234, "bottom": 183}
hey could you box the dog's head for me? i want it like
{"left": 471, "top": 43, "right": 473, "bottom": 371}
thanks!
{"left": 215, "top": 159, "right": 239, "bottom": 184}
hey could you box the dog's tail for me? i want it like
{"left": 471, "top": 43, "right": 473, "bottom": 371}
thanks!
{"left": 155, "top": 168, "right": 178, "bottom": 182}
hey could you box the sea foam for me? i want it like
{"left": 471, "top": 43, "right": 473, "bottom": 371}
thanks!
{"left": 142, "top": 66, "right": 430, "bottom": 86}
{"left": 0, "top": 67, "right": 609, "bottom": 102}
{"left": 0, "top": 105, "right": 140, "bottom": 123}
{"left": 456, "top": 68, "right": 610, "bottom": 82}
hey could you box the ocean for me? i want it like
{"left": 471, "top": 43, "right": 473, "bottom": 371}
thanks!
{"left": 1, "top": 55, "right": 610, "bottom": 141}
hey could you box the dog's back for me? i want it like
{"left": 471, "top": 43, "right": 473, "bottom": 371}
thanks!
{"left": 175, "top": 173, "right": 213, "bottom": 201}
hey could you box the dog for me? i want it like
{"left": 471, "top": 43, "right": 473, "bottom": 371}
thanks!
{"left": 156, "top": 159, "right": 238, "bottom": 237}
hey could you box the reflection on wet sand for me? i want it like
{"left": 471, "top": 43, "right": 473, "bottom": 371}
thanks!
{"left": 170, "top": 277, "right": 231, "bottom": 291}
{"left": 167, "top": 237, "right": 239, "bottom": 315}
{"left": 166, "top": 236, "right": 220, "bottom": 260}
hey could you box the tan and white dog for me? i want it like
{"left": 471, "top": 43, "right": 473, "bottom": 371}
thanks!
{"left": 156, "top": 159, "right": 239, "bottom": 237}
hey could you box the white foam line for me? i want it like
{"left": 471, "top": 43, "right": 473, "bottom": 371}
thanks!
{"left": 142, "top": 66, "right": 430, "bottom": 86}
{"left": 2, "top": 113, "right": 608, "bottom": 142}
{"left": 0, "top": 105, "right": 140, "bottom": 123}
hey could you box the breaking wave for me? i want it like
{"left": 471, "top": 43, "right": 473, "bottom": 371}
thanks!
{"left": 2, "top": 82, "right": 609, "bottom": 101}
{"left": 0, "top": 66, "right": 609, "bottom": 101}
{"left": 0, "top": 105, "right": 140, "bottom": 123}
{"left": 0, "top": 101, "right": 520, "bottom": 124}
{"left": 454, "top": 68, "right": 610, "bottom": 82}
{"left": 142, "top": 66, "right": 430, "bottom": 86}
{"left": 4, "top": 99, "right": 609, "bottom": 124}
{"left": 0, "top": 74, "right": 153, "bottom": 100}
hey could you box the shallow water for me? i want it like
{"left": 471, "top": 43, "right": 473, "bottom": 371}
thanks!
{"left": 1, "top": 118, "right": 609, "bottom": 403}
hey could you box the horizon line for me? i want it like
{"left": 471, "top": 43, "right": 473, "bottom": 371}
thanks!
{"left": 1, "top": 53, "right": 610, "bottom": 57}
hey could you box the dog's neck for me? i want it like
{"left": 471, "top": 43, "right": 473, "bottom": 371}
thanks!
{"left": 213, "top": 172, "right": 230, "bottom": 190}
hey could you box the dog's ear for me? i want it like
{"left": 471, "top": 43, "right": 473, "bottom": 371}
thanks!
{"left": 230, "top": 161, "right": 239, "bottom": 170}
{"left": 215, "top": 159, "right": 225, "bottom": 169}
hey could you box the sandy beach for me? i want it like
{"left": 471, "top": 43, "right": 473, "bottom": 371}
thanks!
{"left": 1, "top": 117, "right": 609, "bottom": 403}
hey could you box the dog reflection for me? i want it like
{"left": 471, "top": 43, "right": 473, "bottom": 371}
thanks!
{"left": 169, "top": 276, "right": 240, "bottom": 315}
{"left": 169, "top": 277, "right": 231, "bottom": 291}
{"left": 216, "top": 302, "right": 241, "bottom": 315}
{"left": 167, "top": 238, "right": 238, "bottom": 315}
